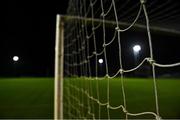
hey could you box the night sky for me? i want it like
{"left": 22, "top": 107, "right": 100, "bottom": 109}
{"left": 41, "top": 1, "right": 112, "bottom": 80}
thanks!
{"left": 4, "top": 0, "right": 68, "bottom": 77}
{"left": 4, "top": 0, "right": 180, "bottom": 77}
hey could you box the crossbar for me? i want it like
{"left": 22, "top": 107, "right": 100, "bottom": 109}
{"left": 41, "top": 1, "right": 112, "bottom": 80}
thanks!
{"left": 61, "top": 15, "right": 180, "bottom": 36}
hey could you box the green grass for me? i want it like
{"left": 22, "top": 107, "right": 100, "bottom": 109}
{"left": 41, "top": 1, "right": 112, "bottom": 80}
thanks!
{"left": 64, "top": 77, "right": 180, "bottom": 119}
{"left": 0, "top": 77, "right": 179, "bottom": 119}
{"left": 0, "top": 78, "right": 54, "bottom": 119}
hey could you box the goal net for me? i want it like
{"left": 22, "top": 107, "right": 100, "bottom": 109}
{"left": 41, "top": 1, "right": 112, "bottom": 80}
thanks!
{"left": 54, "top": 0, "right": 180, "bottom": 119}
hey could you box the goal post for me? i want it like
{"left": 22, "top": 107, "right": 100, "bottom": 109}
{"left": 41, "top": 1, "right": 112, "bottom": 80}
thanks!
{"left": 54, "top": 15, "right": 64, "bottom": 119}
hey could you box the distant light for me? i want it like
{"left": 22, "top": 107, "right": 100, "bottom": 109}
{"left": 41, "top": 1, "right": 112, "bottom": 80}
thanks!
{"left": 13, "top": 56, "right": 19, "bottom": 62}
{"left": 98, "top": 58, "right": 103, "bottom": 64}
{"left": 133, "top": 45, "right": 141, "bottom": 53}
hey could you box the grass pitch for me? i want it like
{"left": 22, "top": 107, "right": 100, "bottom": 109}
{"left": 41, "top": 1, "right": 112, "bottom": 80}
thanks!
{"left": 0, "top": 78, "right": 54, "bottom": 119}
{"left": 0, "top": 77, "right": 179, "bottom": 119}
{"left": 64, "top": 77, "right": 180, "bottom": 119}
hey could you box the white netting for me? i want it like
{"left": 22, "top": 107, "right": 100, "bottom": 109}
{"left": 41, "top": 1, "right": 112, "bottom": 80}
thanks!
{"left": 59, "top": 0, "right": 180, "bottom": 119}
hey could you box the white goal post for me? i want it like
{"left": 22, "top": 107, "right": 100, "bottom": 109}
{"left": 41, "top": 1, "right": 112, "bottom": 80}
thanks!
{"left": 54, "top": 15, "right": 64, "bottom": 119}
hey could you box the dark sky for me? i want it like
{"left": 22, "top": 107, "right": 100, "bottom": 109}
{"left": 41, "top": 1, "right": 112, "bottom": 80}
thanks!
{"left": 4, "top": 0, "right": 180, "bottom": 77}
{"left": 4, "top": 0, "right": 68, "bottom": 77}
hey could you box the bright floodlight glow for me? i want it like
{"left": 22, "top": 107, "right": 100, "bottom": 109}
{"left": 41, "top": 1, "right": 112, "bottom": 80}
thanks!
{"left": 98, "top": 58, "right": 103, "bottom": 64}
{"left": 133, "top": 45, "right": 141, "bottom": 52}
{"left": 13, "top": 56, "right": 19, "bottom": 62}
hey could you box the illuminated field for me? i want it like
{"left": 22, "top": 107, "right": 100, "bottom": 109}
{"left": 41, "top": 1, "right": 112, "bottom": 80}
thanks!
{"left": 64, "top": 77, "right": 180, "bottom": 119}
{"left": 0, "top": 78, "right": 54, "bottom": 119}
{"left": 0, "top": 77, "right": 179, "bottom": 119}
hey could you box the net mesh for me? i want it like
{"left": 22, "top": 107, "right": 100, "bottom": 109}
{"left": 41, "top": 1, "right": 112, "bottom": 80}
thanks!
{"left": 60, "top": 0, "right": 180, "bottom": 119}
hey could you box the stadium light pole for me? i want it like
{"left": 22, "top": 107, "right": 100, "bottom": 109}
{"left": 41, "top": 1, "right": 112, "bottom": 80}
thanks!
{"left": 133, "top": 45, "right": 141, "bottom": 66}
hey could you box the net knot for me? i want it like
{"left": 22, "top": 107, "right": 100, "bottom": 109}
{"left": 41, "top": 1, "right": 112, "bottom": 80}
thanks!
{"left": 105, "top": 74, "right": 109, "bottom": 78}
{"left": 100, "top": 12, "right": 104, "bottom": 17}
{"left": 147, "top": 58, "right": 155, "bottom": 65}
{"left": 107, "top": 104, "right": 110, "bottom": 108}
{"left": 140, "top": 0, "right": 146, "bottom": 4}
{"left": 156, "top": 115, "right": 162, "bottom": 120}
{"left": 82, "top": 46, "right": 85, "bottom": 50}
{"left": 115, "top": 26, "right": 120, "bottom": 31}
{"left": 92, "top": 27, "right": 95, "bottom": 31}
{"left": 103, "top": 43, "right": 106, "bottom": 47}
{"left": 81, "top": 24, "right": 84, "bottom": 28}
{"left": 122, "top": 107, "right": 128, "bottom": 113}
{"left": 119, "top": 69, "right": 124, "bottom": 74}
{"left": 85, "top": 60, "right": 88, "bottom": 63}
{"left": 86, "top": 36, "right": 90, "bottom": 39}
{"left": 93, "top": 51, "right": 96, "bottom": 55}
{"left": 90, "top": 2, "right": 93, "bottom": 6}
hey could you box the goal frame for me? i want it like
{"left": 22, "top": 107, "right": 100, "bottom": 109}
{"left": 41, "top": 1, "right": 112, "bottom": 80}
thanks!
{"left": 54, "top": 14, "right": 180, "bottom": 119}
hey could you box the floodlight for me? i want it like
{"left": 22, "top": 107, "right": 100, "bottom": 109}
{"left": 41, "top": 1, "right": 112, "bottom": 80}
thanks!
{"left": 13, "top": 56, "right": 19, "bottom": 62}
{"left": 98, "top": 58, "right": 103, "bottom": 64}
{"left": 133, "top": 45, "right": 141, "bottom": 53}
